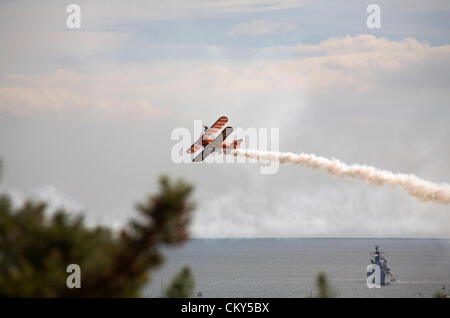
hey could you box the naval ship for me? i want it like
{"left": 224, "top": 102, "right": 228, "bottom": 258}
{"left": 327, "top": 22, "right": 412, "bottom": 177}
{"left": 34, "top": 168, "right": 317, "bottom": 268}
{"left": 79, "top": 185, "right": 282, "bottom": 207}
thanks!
{"left": 367, "top": 245, "right": 395, "bottom": 285}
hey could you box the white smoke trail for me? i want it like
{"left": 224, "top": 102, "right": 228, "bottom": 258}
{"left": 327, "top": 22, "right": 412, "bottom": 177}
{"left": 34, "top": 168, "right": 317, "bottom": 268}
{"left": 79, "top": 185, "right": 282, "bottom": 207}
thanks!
{"left": 232, "top": 149, "right": 450, "bottom": 205}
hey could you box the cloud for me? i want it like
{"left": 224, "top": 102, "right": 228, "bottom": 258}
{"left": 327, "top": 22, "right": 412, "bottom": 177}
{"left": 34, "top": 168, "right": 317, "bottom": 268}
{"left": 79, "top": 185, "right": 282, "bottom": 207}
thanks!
{"left": 0, "top": 0, "right": 309, "bottom": 21}
{"left": 1, "top": 31, "right": 132, "bottom": 57}
{"left": 229, "top": 20, "right": 299, "bottom": 35}
{"left": 0, "top": 29, "right": 133, "bottom": 73}
{"left": 1, "top": 35, "right": 449, "bottom": 121}
{"left": 0, "top": 185, "right": 83, "bottom": 214}
{"left": 0, "top": 85, "right": 170, "bottom": 121}
{"left": 257, "top": 35, "right": 450, "bottom": 92}
{"left": 0, "top": 70, "right": 172, "bottom": 121}
{"left": 191, "top": 182, "right": 450, "bottom": 238}
{"left": 295, "top": 34, "right": 431, "bottom": 55}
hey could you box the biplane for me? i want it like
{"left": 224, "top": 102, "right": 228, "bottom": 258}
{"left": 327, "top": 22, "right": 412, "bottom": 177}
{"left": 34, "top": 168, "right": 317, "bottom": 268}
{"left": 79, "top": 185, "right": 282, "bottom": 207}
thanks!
{"left": 186, "top": 116, "right": 243, "bottom": 162}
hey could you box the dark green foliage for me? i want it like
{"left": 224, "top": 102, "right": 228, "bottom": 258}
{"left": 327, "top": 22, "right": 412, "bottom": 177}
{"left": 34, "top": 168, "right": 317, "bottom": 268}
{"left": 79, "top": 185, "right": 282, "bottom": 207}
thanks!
{"left": 165, "top": 266, "right": 194, "bottom": 298}
{"left": 0, "top": 175, "right": 194, "bottom": 297}
{"left": 433, "top": 290, "right": 448, "bottom": 298}
{"left": 315, "top": 271, "right": 336, "bottom": 298}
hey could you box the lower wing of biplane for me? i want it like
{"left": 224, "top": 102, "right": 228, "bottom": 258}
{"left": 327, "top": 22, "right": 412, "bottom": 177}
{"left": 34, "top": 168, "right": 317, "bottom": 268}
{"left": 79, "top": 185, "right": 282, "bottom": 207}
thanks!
{"left": 186, "top": 116, "right": 243, "bottom": 162}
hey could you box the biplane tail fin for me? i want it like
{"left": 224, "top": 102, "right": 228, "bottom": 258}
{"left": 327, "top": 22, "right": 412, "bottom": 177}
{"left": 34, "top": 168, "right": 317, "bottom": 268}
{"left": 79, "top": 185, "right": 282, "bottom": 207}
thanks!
{"left": 223, "top": 138, "right": 243, "bottom": 153}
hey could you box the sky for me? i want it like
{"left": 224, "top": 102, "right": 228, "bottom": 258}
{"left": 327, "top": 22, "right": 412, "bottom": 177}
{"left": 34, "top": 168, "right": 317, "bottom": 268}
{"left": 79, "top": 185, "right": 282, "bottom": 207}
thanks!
{"left": 0, "top": 0, "right": 449, "bottom": 238}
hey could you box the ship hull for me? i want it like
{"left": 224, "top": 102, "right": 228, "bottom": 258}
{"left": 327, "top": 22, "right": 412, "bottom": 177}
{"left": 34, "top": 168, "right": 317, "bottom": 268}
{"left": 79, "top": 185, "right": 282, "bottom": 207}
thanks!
{"left": 367, "top": 268, "right": 391, "bottom": 286}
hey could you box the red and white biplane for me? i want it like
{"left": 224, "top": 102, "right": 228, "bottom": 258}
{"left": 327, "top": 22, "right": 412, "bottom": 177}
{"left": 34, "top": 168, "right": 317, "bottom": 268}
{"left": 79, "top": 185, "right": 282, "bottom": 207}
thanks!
{"left": 186, "top": 116, "right": 243, "bottom": 162}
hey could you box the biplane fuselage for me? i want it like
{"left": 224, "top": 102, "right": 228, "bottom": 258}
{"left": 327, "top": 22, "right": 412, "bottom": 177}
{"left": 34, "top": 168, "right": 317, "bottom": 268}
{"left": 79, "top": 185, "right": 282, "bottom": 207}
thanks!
{"left": 187, "top": 116, "right": 243, "bottom": 162}
{"left": 201, "top": 138, "right": 241, "bottom": 149}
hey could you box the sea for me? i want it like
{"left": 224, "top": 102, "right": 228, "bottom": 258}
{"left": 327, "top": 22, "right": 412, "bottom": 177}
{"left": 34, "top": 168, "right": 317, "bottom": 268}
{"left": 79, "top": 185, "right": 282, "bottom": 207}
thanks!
{"left": 142, "top": 238, "right": 450, "bottom": 298}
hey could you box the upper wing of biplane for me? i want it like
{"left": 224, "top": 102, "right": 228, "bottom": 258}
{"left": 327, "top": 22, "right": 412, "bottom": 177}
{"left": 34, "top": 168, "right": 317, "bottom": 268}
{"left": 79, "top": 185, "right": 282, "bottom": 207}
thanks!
{"left": 203, "top": 116, "right": 229, "bottom": 140}
{"left": 186, "top": 116, "right": 228, "bottom": 154}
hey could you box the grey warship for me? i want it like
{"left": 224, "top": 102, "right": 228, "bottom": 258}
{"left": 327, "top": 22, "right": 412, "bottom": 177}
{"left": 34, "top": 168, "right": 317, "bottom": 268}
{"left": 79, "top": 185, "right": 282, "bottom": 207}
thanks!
{"left": 367, "top": 245, "right": 395, "bottom": 285}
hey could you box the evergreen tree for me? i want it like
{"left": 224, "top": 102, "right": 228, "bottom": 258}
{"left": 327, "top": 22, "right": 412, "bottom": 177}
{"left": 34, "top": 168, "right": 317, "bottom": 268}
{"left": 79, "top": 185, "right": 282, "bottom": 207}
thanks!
{"left": 433, "top": 290, "right": 448, "bottom": 298}
{"left": 0, "top": 171, "right": 195, "bottom": 297}
{"left": 165, "top": 266, "right": 194, "bottom": 298}
{"left": 315, "top": 271, "right": 336, "bottom": 298}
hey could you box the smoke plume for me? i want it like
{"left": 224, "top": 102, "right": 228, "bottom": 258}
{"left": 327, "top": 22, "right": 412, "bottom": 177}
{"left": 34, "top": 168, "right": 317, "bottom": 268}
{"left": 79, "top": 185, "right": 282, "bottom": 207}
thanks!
{"left": 232, "top": 149, "right": 450, "bottom": 205}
